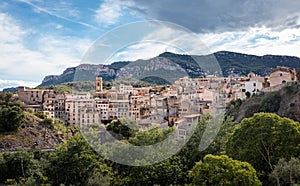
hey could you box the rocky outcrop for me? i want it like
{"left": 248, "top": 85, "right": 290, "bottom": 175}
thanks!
{"left": 40, "top": 51, "right": 300, "bottom": 86}
{"left": 0, "top": 112, "right": 65, "bottom": 151}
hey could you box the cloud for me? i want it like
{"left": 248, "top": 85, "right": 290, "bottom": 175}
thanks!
{"left": 94, "top": 0, "right": 131, "bottom": 26}
{"left": 128, "top": 0, "right": 300, "bottom": 33}
{"left": 0, "top": 79, "right": 39, "bottom": 90}
{"left": 108, "top": 42, "right": 180, "bottom": 62}
{"left": 199, "top": 27, "right": 300, "bottom": 57}
{"left": 0, "top": 13, "right": 93, "bottom": 88}
{"left": 86, "top": 21, "right": 212, "bottom": 64}
{"left": 92, "top": 21, "right": 300, "bottom": 64}
{"left": 109, "top": 24, "right": 211, "bottom": 62}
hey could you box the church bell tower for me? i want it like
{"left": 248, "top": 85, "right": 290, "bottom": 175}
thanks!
{"left": 95, "top": 76, "right": 103, "bottom": 93}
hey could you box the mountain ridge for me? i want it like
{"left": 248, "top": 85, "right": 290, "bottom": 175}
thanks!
{"left": 39, "top": 51, "right": 300, "bottom": 87}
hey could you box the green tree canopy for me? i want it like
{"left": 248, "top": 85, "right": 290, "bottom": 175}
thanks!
{"left": 188, "top": 154, "right": 261, "bottom": 186}
{"left": 117, "top": 155, "right": 185, "bottom": 186}
{"left": 0, "top": 150, "right": 44, "bottom": 184}
{"left": 128, "top": 126, "right": 174, "bottom": 146}
{"left": 0, "top": 93, "right": 25, "bottom": 132}
{"left": 269, "top": 157, "right": 300, "bottom": 186}
{"left": 178, "top": 114, "right": 237, "bottom": 170}
{"left": 227, "top": 113, "right": 300, "bottom": 176}
{"left": 47, "top": 134, "right": 112, "bottom": 186}
{"left": 106, "top": 118, "right": 138, "bottom": 140}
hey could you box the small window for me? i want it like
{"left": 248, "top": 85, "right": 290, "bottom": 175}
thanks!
{"left": 280, "top": 73, "right": 283, "bottom": 76}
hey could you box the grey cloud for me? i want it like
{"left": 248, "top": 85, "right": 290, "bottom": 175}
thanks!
{"left": 128, "top": 0, "right": 300, "bottom": 33}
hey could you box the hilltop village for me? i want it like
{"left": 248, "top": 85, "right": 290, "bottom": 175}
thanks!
{"left": 16, "top": 66, "right": 298, "bottom": 138}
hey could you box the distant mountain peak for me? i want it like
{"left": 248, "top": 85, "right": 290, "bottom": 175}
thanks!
{"left": 39, "top": 51, "right": 300, "bottom": 87}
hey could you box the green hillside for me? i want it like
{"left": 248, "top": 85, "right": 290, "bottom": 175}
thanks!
{"left": 227, "top": 82, "right": 300, "bottom": 122}
{"left": 39, "top": 51, "right": 300, "bottom": 87}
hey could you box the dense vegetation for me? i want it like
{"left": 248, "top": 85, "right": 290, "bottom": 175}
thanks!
{"left": 227, "top": 82, "right": 300, "bottom": 122}
{"left": 1, "top": 83, "right": 300, "bottom": 185}
{"left": 188, "top": 154, "right": 261, "bottom": 186}
{"left": 0, "top": 93, "right": 24, "bottom": 132}
{"left": 227, "top": 113, "right": 300, "bottom": 177}
{"left": 1, "top": 112, "right": 299, "bottom": 185}
{"left": 214, "top": 51, "right": 300, "bottom": 76}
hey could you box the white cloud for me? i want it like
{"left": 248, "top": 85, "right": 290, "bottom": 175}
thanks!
{"left": 0, "top": 79, "right": 39, "bottom": 90}
{"left": 108, "top": 42, "right": 180, "bottom": 62}
{"left": 94, "top": 0, "right": 129, "bottom": 26}
{"left": 199, "top": 27, "right": 300, "bottom": 57}
{"left": 0, "top": 13, "right": 93, "bottom": 89}
{"left": 107, "top": 24, "right": 211, "bottom": 62}
{"left": 100, "top": 22, "right": 300, "bottom": 65}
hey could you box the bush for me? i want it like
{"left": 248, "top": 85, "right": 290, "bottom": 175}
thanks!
{"left": 0, "top": 93, "right": 25, "bottom": 132}
{"left": 0, "top": 106, "right": 25, "bottom": 132}
{"left": 34, "top": 111, "right": 46, "bottom": 119}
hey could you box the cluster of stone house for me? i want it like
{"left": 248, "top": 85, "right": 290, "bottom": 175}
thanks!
{"left": 17, "top": 66, "right": 298, "bottom": 139}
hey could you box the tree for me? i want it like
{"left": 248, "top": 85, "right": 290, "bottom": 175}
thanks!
{"left": 118, "top": 155, "right": 185, "bottom": 186}
{"left": 0, "top": 150, "right": 44, "bottom": 184}
{"left": 106, "top": 118, "right": 138, "bottom": 140}
{"left": 0, "top": 106, "right": 25, "bottom": 132}
{"left": 188, "top": 154, "right": 261, "bottom": 186}
{"left": 0, "top": 93, "right": 24, "bottom": 132}
{"left": 43, "top": 118, "right": 53, "bottom": 126}
{"left": 269, "top": 157, "right": 300, "bottom": 186}
{"left": 47, "top": 134, "right": 112, "bottom": 186}
{"left": 178, "top": 114, "right": 237, "bottom": 170}
{"left": 34, "top": 111, "right": 46, "bottom": 119}
{"left": 227, "top": 113, "right": 300, "bottom": 177}
{"left": 128, "top": 126, "right": 174, "bottom": 146}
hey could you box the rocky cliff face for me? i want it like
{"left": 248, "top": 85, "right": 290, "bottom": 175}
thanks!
{"left": 118, "top": 57, "right": 190, "bottom": 83}
{"left": 39, "top": 51, "right": 300, "bottom": 86}
{"left": 0, "top": 112, "right": 65, "bottom": 151}
{"left": 40, "top": 64, "right": 118, "bottom": 86}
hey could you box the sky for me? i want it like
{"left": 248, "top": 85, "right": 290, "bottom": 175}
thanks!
{"left": 1, "top": 0, "right": 300, "bottom": 90}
